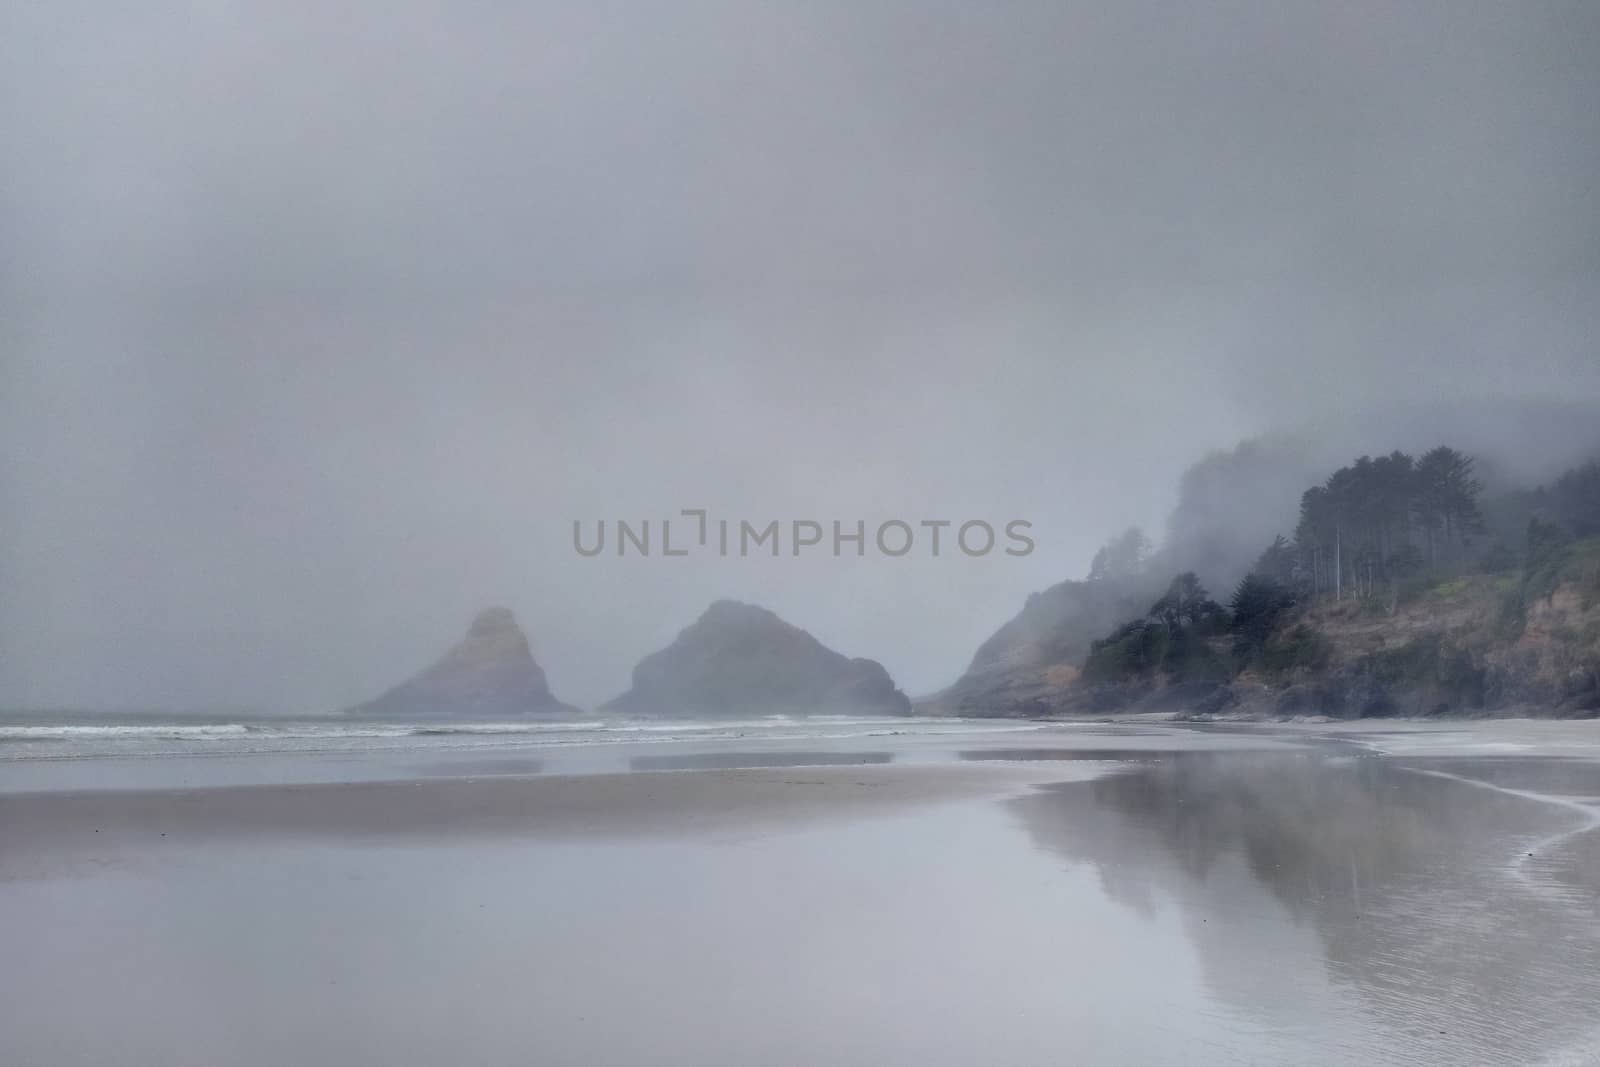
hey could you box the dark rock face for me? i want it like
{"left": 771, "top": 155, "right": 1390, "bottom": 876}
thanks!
{"left": 349, "top": 607, "right": 580, "bottom": 718}
{"left": 603, "top": 600, "right": 911, "bottom": 718}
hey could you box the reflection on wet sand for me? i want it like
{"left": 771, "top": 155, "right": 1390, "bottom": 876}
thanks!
{"left": 410, "top": 757, "right": 546, "bottom": 777}
{"left": 630, "top": 751, "right": 893, "bottom": 772}
{"left": 1011, "top": 751, "right": 1600, "bottom": 1065}
{"left": 959, "top": 748, "right": 1169, "bottom": 763}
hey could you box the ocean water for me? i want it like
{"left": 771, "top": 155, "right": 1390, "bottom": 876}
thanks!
{"left": 3, "top": 716, "right": 1599, "bottom": 1065}
{"left": 0, "top": 712, "right": 1003, "bottom": 758}
{"left": 0, "top": 713, "right": 1060, "bottom": 792}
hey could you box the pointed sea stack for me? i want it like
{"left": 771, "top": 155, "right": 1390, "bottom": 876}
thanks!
{"left": 602, "top": 600, "right": 912, "bottom": 718}
{"left": 349, "top": 607, "right": 580, "bottom": 718}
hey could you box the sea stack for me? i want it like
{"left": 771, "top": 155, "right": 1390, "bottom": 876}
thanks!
{"left": 349, "top": 607, "right": 580, "bottom": 718}
{"left": 602, "top": 600, "right": 912, "bottom": 718}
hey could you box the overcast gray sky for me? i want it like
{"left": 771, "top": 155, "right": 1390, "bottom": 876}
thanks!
{"left": 3, "top": 2, "right": 1598, "bottom": 711}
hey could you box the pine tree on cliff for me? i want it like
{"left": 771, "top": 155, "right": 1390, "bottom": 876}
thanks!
{"left": 1229, "top": 574, "right": 1296, "bottom": 659}
{"left": 1547, "top": 459, "right": 1600, "bottom": 538}
{"left": 1290, "top": 445, "right": 1485, "bottom": 598}
{"left": 1150, "top": 572, "right": 1224, "bottom": 629}
{"left": 1087, "top": 527, "right": 1151, "bottom": 582}
{"left": 1415, "top": 446, "right": 1484, "bottom": 564}
{"left": 1252, "top": 536, "right": 1299, "bottom": 590}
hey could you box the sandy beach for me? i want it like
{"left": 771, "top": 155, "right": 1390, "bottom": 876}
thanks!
{"left": 4, "top": 720, "right": 1600, "bottom": 1066}
{"left": 0, "top": 762, "right": 1064, "bottom": 878}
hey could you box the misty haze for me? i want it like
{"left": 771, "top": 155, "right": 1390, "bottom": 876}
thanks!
{"left": 3, "top": 3, "right": 1599, "bottom": 1065}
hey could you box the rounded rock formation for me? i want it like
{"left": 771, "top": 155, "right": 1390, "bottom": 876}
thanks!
{"left": 602, "top": 600, "right": 911, "bottom": 718}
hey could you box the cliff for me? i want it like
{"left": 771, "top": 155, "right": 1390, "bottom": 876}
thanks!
{"left": 602, "top": 600, "right": 912, "bottom": 718}
{"left": 927, "top": 575, "right": 1160, "bottom": 716}
{"left": 938, "top": 540, "right": 1600, "bottom": 720}
{"left": 1239, "top": 555, "right": 1600, "bottom": 719}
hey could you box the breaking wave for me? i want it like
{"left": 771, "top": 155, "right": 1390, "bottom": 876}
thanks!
{"left": 0, "top": 715, "right": 1047, "bottom": 760}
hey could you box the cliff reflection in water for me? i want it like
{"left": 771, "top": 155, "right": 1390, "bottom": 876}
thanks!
{"left": 630, "top": 751, "right": 894, "bottom": 772}
{"left": 1008, "top": 751, "right": 1600, "bottom": 1065}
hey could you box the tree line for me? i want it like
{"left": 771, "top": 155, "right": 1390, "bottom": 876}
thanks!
{"left": 1082, "top": 570, "right": 1306, "bottom": 684}
{"left": 1079, "top": 446, "right": 1598, "bottom": 684}
{"left": 1260, "top": 446, "right": 1486, "bottom": 600}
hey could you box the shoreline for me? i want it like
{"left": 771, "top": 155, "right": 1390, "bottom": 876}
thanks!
{"left": 0, "top": 762, "right": 1078, "bottom": 881}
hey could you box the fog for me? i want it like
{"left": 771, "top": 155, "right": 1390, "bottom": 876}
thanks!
{"left": 3, "top": 2, "right": 1597, "bottom": 711}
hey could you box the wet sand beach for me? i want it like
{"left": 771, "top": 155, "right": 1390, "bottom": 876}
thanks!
{"left": 3, "top": 721, "right": 1599, "bottom": 1066}
{"left": 0, "top": 762, "right": 1065, "bottom": 876}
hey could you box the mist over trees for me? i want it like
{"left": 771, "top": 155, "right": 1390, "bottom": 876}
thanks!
{"left": 1087, "top": 527, "right": 1152, "bottom": 582}
{"left": 1289, "top": 446, "right": 1485, "bottom": 599}
{"left": 1143, "top": 442, "right": 1496, "bottom": 615}
{"left": 952, "top": 424, "right": 1600, "bottom": 713}
{"left": 1082, "top": 572, "right": 1228, "bottom": 684}
{"left": 1531, "top": 460, "right": 1600, "bottom": 540}
{"left": 1085, "top": 442, "right": 1596, "bottom": 625}
{"left": 1271, "top": 447, "right": 1600, "bottom": 603}
{"left": 1076, "top": 443, "right": 1600, "bottom": 689}
{"left": 1150, "top": 399, "right": 1600, "bottom": 606}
